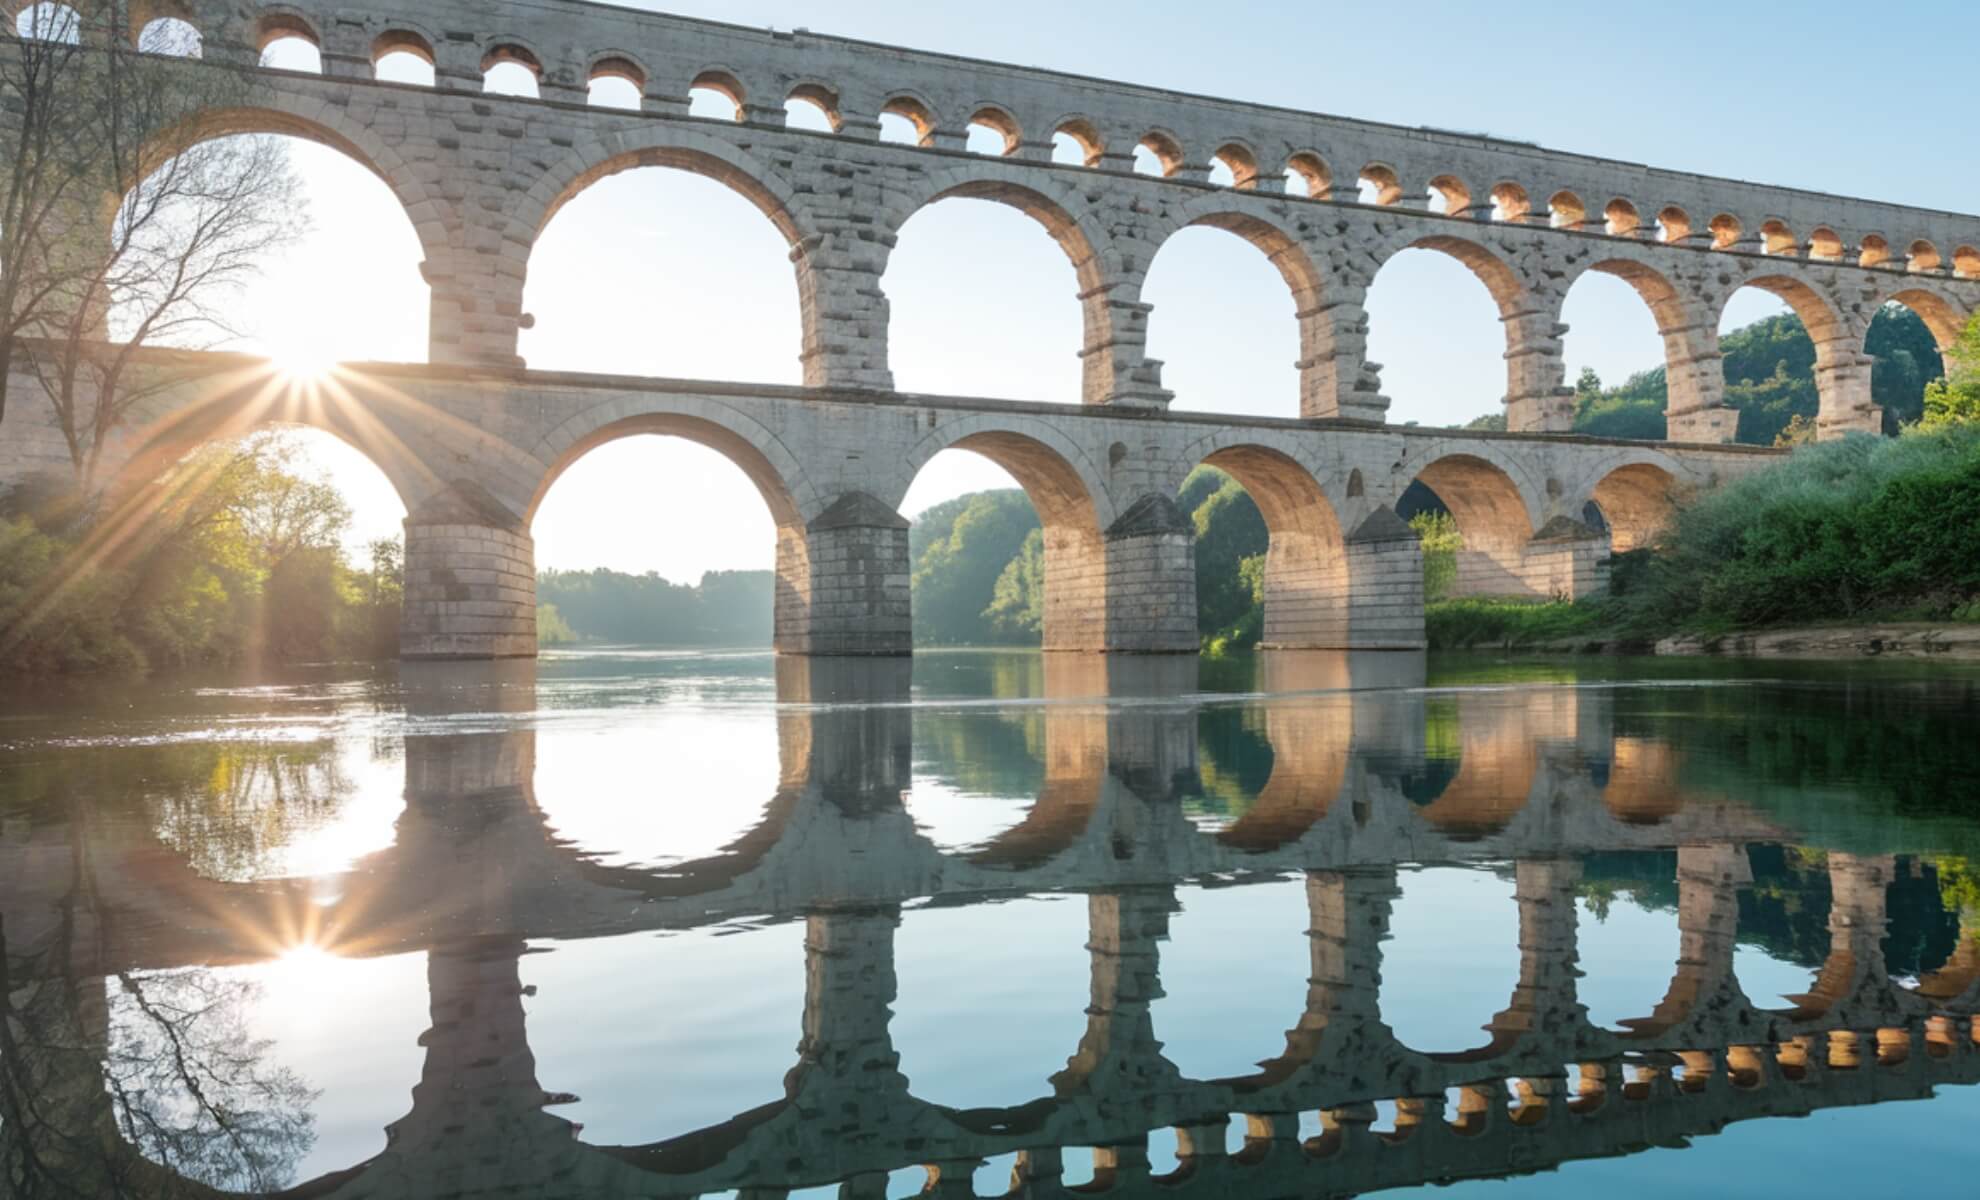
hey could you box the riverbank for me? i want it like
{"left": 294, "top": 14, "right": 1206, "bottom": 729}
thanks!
{"left": 1428, "top": 598, "right": 1980, "bottom": 660}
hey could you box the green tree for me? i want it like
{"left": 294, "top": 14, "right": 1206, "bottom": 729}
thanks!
{"left": 909, "top": 490, "right": 1039, "bottom": 645}
{"left": 1923, "top": 311, "right": 1980, "bottom": 428}
{"left": 984, "top": 527, "right": 1045, "bottom": 637}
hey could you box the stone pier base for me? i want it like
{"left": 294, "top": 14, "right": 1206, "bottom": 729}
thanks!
{"left": 401, "top": 523, "right": 538, "bottom": 660}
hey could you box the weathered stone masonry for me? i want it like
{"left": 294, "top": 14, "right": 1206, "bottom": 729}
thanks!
{"left": 4, "top": 0, "right": 1977, "bottom": 658}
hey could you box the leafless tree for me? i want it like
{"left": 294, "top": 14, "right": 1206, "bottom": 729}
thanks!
{"left": 0, "top": 3, "right": 303, "bottom": 490}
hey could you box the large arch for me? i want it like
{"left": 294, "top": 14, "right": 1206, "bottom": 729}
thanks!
{"left": 1559, "top": 257, "right": 1724, "bottom": 442}
{"left": 510, "top": 130, "right": 823, "bottom": 381}
{"left": 1142, "top": 208, "right": 1321, "bottom": 418}
{"left": 898, "top": 418, "right": 1113, "bottom": 652}
{"left": 1588, "top": 461, "right": 1679, "bottom": 553}
{"left": 1366, "top": 233, "right": 1548, "bottom": 430}
{"left": 1404, "top": 451, "right": 1541, "bottom": 599}
{"left": 524, "top": 399, "right": 818, "bottom": 652}
{"left": 890, "top": 169, "right": 1127, "bottom": 405}
{"left": 1716, "top": 275, "right": 1865, "bottom": 439}
{"left": 882, "top": 190, "right": 1084, "bottom": 402}
{"left": 1178, "top": 436, "right": 1349, "bottom": 649}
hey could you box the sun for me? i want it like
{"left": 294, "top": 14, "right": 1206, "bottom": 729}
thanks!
{"left": 264, "top": 332, "right": 339, "bottom": 381}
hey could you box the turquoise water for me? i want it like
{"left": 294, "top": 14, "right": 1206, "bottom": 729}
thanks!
{"left": 5, "top": 648, "right": 1980, "bottom": 1196}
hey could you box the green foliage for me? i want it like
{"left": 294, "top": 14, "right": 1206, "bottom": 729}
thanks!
{"left": 535, "top": 568, "right": 773, "bottom": 645}
{"left": 1563, "top": 305, "right": 1943, "bottom": 445}
{"left": 909, "top": 490, "right": 1041, "bottom": 645}
{"left": 0, "top": 436, "right": 400, "bottom": 674}
{"left": 1423, "top": 597, "right": 1606, "bottom": 649}
{"left": 1923, "top": 310, "right": 1980, "bottom": 428}
{"left": 984, "top": 528, "right": 1045, "bottom": 637}
{"left": 1610, "top": 424, "right": 1980, "bottom": 633}
{"left": 1410, "top": 511, "right": 1460, "bottom": 602}
{"left": 1191, "top": 471, "right": 1268, "bottom": 638}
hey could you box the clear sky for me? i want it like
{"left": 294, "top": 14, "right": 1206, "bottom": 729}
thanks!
{"left": 234, "top": 0, "right": 1969, "bottom": 581}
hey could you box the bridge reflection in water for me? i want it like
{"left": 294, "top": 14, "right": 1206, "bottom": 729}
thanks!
{"left": 4, "top": 654, "right": 1980, "bottom": 1197}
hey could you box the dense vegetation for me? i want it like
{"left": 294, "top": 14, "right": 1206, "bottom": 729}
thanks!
{"left": 1428, "top": 314, "right": 1980, "bottom": 650}
{"left": 0, "top": 435, "right": 402, "bottom": 675}
{"left": 535, "top": 568, "right": 773, "bottom": 646}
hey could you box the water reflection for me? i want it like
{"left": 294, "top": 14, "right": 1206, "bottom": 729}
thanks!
{"left": 4, "top": 652, "right": 1980, "bottom": 1195}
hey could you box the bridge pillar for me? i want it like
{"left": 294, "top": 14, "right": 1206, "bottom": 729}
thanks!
{"left": 1664, "top": 324, "right": 1738, "bottom": 443}
{"left": 1488, "top": 858, "right": 1591, "bottom": 1046}
{"left": 782, "top": 492, "right": 911, "bottom": 656}
{"left": 1342, "top": 508, "right": 1428, "bottom": 650}
{"left": 1298, "top": 294, "right": 1390, "bottom": 423}
{"left": 1815, "top": 349, "right": 1883, "bottom": 439}
{"left": 1519, "top": 516, "right": 1610, "bottom": 600}
{"left": 1053, "top": 887, "right": 1186, "bottom": 1099}
{"left": 1081, "top": 291, "right": 1173, "bottom": 408}
{"left": 1101, "top": 495, "right": 1198, "bottom": 653}
{"left": 401, "top": 515, "right": 538, "bottom": 660}
{"left": 789, "top": 907, "right": 911, "bottom": 1128}
{"left": 1502, "top": 309, "right": 1574, "bottom": 433}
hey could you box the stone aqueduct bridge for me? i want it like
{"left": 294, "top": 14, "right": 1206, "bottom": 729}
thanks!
{"left": 10, "top": 659, "right": 1980, "bottom": 1196}
{"left": 10, "top": 0, "right": 1980, "bottom": 658}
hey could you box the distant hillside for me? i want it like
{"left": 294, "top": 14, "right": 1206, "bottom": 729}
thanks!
{"left": 537, "top": 568, "right": 772, "bottom": 646}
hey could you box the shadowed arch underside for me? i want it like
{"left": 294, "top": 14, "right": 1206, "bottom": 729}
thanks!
{"left": 1198, "top": 445, "right": 1349, "bottom": 649}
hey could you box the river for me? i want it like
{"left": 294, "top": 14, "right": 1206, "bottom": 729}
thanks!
{"left": 4, "top": 648, "right": 1980, "bottom": 1196}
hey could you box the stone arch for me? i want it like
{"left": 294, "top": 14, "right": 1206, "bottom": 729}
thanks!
{"left": 1953, "top": 246, "right": 1980, "bottom": 281}
{"left": 1877, "top": 286, "right": 1967, "bottom": 351}
{"left": 1412, "top": 712, "right": 1538, "bottom": 839}
{"left": 1137, "top": 127, "right": 1186, "bottom": 177}
{"left": 479, "top": 38, "right": 544, "bottom": 87}
{"left": 893, "top": 168, "right": 1123, "bottom": 404}
{"left": 1807, "top": 227, "right": 1844, "bottom": 262}
{"left": 1860, "top": 234, "right": 1893, "bottom": 268}
{"left": 253, "top": 7, "right": 320, "bottom": 55}
{"left": 525, "top": 398, "right": 821, "bottom": 654}
{"left": 1908, "top": 239, "right": 1943, "bottom": 274}
{"left": 1359, "top": 163, "right": 1403, "bottom": 206}
{"left": 587, "top": 50, "right": 650, "bottom": 91}
{"left": 371, "top": 26, "right": 437, "bottom": 77}
{"left": 688, "top": 67, "right": 747, "bottom": 120}
{"left": 1406, "top": 450, "right": 1543, "bottom": 598}
{"left": 1177, "top": 433, "right": 1349, "bottom": 648}
{"left": 784, "top": 80, "right": 842, "bottom": 131}
{"left": 880, "top": 92, "right": 940, "bottom": 145}
{"left": 1374, "top": 233, "right": 1557, "bottom": 430}
{"left": 525, "top": 397, "right": 817, "bottom": 527}
{"left": 1049, "top": 114, "right": 1105, "bottom": 166}
{"left": 966, "top": 103, "right": 1022, "bottom": 155}
{"left": 1656, "top": 206, "right": 1693, "bottom": 244}
{"left": 1490, "top": 182, "right": 1532, "bottom": 223}
{"left": 1562, "top": 256, "right": 1725, "bottom": 440}
{"left": 1427, "top": 174, "right": 1471, "bottom": 216}
{"left": 1717, "top": 274, "right": 1868, "bottom": 437}
{"left": 1210, "top": 140, "right": 1260, "bottom": 189}
{"left": 1604, "top": 198, "right": 1641, "bottom": 237}
{"left": 514, "top": 129, "right": 821, "bottom": 378}
{"left": 1710, "top": 213, "right": 1743, "bottom": 250}
{"left": 898, "top": 417, "right": 1114, "bottom": 651}
{"left": 98, "top": 373, "right": 428, "bottom": 529}
{"left": 1549, "top": 191, "right": 1588, "bottom": 229}
{"left": 1146, "top": 200, "right": 1326, "bottom": 416}
{"left": 1587, "top": 460, "right": 1680, "bottom": 552}
{"left": 1285, "top": 151, "right": 1330, "bottom": 199}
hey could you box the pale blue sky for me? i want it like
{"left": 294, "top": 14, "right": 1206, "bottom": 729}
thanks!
{"left": 241, "top": 0, "right": 1967, "bottom": 580}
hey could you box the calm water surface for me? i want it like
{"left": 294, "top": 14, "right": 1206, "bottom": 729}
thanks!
{"left": 6, "top": 649, "right": 1980, "bottom": 1197}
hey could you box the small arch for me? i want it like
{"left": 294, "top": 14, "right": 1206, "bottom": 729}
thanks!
{"left": 14, "top": 3, "right": 82, "bottom": 42}
{"left": 1427, "top": 175, "right": 1471, "bottom": 216}
{"left": 1590, "top": 462, "right": 1677, "bottom": 552}
{"left": 784, "top": 82, "right": 841, "bottom": 132}
{"left": 1285, "top": 152, "right": 1330, "bottom": 199}
{"left": 966, "top": 105, "right": 1022, "bottom": 156}
{"left": 481, "top": 43, "right": 541, "bottom": 98}
{"left": 1709, "top": 213, "right": 1743, "bottom": 250}
{"left": 1860, "top": 234, "right": 1893, "bottom": 268}
{"left": 1548, "top": 191, "right": 1587, "bottom": 229}
{"left": 257, "top": 22, "right": 321, "bottom": 72}
{"left": 1604, "top": 199, "right": 1641, "bottom": 237}
{"left": 1883, "top": 289, "right": 1966, "bottom": 349}
{"left": 372, "top": 30, "right": 436, "bottom": 86}
{"left": 1359, "top": 164, "right": 1403, "bottom": 207}
{"left": 1490, "top": 183, "right": 1531, "bottom": 223}
{"left": 689, "top": 68, "right": 746, "bottom": 122}
{"left": 1760, "top": 219, "right": 1797, "bottom": 257}
{"left": 880, "top": 94, "right": 938, "bottom": 146}
{"left": 1808, "top": 227, "right": 1844, "bottom": 262}
{"left": 588, "top": 55, "right": 646, "bottom": 109}
{"left": 1051, "top": 117, "right": 1104, "bottom": 167}
{"left": 1210, "top": 142, "right": 1260, "bottom": 190}
{"left": 137, "top": 15, "right": 200, "bottom": 56}
{"left": 1656, "top": 206, "right": 1693, "bottom": 244}
{"left": 1955, "top": 247, "right": 1980, "bottom": 281}
{"left": 1908, "top": 240, "right": 1943, "bottom": 274}
{"left": 1136, "top": 129, "right": 1185, "bottom": 178}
